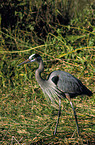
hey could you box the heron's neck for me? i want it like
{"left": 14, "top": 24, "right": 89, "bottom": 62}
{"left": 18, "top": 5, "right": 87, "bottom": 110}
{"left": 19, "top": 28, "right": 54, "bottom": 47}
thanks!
{"left": 35, "top": 60, "right": 44, "bottom": 83}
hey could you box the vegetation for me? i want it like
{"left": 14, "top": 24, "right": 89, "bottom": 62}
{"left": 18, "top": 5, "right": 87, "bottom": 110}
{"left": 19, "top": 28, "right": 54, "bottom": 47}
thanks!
{"left": 0, "top": 0, "right": 95, "bottom": 144}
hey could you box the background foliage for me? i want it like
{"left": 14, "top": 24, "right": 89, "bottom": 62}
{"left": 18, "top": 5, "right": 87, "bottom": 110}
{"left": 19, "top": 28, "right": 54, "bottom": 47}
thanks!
{"left": 0, "top": 0, "right": 95, "bottom": 144}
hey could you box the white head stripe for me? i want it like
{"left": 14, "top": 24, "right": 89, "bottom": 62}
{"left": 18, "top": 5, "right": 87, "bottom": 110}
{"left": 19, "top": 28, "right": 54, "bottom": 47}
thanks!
{"left": 29, "top": 54, "right": 35, "bottom": 60}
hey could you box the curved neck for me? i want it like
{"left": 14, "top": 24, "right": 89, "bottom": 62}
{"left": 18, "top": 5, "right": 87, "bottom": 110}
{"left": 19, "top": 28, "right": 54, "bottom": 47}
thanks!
{"left": 35, "top": 60, "right": 44, "bottom": 84}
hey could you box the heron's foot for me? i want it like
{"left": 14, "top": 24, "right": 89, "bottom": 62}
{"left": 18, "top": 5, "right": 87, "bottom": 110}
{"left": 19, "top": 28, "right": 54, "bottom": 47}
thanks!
{"left": 53, "top": 128, "right": 57, "bottom": 135}
{"left": 71, "top": 129, "right": 80, "bottom": 138}
{"left": 77, "top": 130, "right": 80, "bottom": 137}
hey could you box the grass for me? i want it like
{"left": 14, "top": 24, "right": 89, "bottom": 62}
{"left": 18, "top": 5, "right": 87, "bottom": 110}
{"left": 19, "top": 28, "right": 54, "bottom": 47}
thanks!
{"left": 0, "top": 90, "right": 95, "bottom": 144}
{"left": 0, "top": 25, "right": 95, "bottom": 144}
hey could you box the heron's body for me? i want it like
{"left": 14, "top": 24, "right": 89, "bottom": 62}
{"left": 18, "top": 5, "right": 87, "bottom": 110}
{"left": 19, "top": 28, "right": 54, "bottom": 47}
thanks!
{"left": 18, "top": 53, "right": 92, "bottom": 135}
{"left": 48, "top": 70, "right": 92, "bottom": 98}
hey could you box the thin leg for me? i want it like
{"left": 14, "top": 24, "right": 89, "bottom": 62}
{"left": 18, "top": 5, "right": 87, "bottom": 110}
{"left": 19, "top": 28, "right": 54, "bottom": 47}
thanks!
{"left": 70, "top": 101, "right": 79, "bottom": 135}
{"left": 54, "top": 99, "right": 61, "bottom": 135}
{"left": 65, "top": 93, "right": 79, "bottom": 135}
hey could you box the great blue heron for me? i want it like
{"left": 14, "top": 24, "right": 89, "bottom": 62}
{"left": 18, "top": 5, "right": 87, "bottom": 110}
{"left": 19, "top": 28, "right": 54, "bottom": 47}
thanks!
{"left": 18, "top": 53, "right": 92, "bottom": 135}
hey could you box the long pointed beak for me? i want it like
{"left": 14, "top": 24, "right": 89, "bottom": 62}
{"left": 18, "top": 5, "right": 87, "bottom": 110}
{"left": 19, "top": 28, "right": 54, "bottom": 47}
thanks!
{"left": 18, "top": 59, "right": 30, "bottom": 66}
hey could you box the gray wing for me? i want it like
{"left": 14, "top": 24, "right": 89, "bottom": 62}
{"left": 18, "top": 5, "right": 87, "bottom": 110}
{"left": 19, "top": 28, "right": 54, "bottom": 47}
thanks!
{"left": 48, "top": 70, "right": 84, "bottom": 97}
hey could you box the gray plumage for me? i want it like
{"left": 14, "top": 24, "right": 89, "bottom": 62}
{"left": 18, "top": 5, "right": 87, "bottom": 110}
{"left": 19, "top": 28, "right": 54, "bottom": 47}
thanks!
{"left": 48, "top": 70, "right": 92, "bottom": 98}
{"left": 18, "top": 53, "right": 92, "bottom": 135}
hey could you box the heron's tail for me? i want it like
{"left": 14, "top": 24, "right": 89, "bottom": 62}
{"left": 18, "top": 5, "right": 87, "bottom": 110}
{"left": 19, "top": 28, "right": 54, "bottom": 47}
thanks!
{"left": 83, "top": 86, "right": 93, "bottom": 96}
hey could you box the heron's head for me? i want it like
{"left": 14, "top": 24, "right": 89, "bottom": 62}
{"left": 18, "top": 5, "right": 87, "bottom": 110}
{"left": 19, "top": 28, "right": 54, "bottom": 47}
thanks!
{"left": 18, "top": 54, "right": 42, "bottom": 66}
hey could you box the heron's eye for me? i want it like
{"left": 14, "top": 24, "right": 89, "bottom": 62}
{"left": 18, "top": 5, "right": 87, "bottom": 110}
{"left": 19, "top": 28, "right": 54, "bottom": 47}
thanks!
{"left": 36, "top": 56, "right": 41, "bottom": 61}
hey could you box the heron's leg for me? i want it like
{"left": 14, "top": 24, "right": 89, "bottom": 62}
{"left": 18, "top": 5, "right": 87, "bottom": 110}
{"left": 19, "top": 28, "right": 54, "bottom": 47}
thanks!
{"left": 70, "top": 101, "right": 79, "bottom": 135}
{"left": 54, "top": 99, "right": 61, "bottom": 135}
{"left": 65, "top": 94, "right": 79, "bottom": 135}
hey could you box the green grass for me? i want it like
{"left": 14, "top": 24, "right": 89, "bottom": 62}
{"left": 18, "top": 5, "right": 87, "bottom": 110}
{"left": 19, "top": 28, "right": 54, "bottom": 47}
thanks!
{"left": 0, "top": 25, "right": 95, "bottom": 144}
{"left": 0, "top": 88, "right": 95, "bottom": 144}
